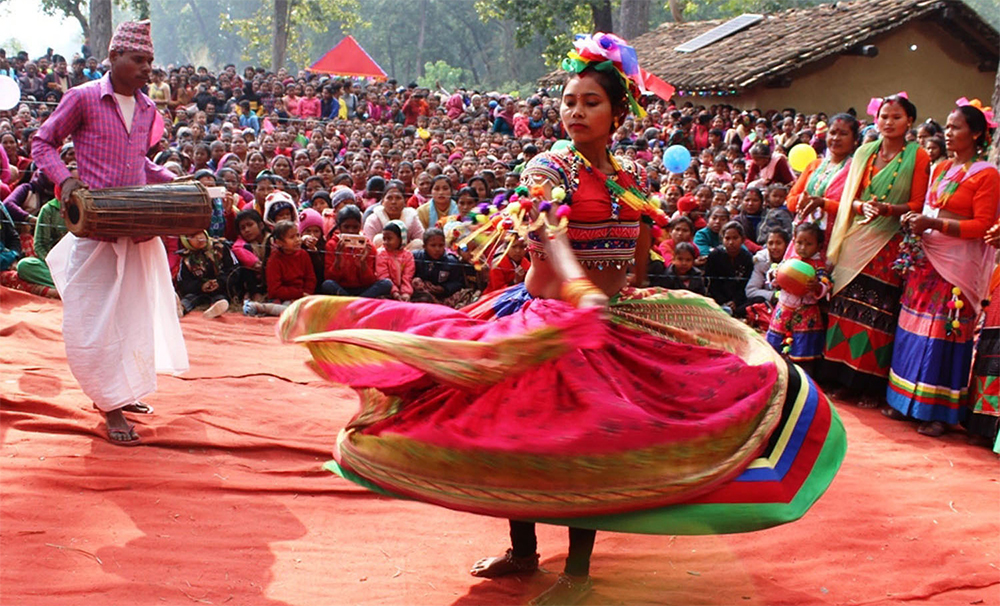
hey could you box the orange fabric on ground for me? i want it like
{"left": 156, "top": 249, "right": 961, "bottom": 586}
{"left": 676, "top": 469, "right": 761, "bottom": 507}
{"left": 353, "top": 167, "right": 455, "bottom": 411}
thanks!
{"left": 1, "top": 286, "right": 997, "bottom": 605}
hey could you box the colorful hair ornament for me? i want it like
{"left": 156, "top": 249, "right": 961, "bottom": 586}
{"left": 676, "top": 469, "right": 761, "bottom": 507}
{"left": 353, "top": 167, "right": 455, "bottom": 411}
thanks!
{"left": 956, "top": 97, "right": 997, "bottom": 129}
{"left": 561, "top": 32, "right": 675, "bottom": 118}
{"left": 866, "top": 91, "right": 909, "bottom": 118}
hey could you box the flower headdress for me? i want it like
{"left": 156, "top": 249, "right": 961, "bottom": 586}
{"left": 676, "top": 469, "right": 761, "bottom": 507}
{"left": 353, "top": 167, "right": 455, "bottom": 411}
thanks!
{"left": 561, "top": 33, "right": 675, "bottom": 118}
{"left": 956, "top": 97, "right": 997, "bottom": 129}
{"left": 866, "top": 91, "right": 908, "bottom": 118}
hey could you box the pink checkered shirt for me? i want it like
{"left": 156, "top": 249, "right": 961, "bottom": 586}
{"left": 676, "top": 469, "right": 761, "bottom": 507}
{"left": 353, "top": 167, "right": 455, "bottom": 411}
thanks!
{"left": 34, "top": 73, "right": 173, "bottom": 189}
{"left": 33, "top": 74, "right": 174, "bottom": 241}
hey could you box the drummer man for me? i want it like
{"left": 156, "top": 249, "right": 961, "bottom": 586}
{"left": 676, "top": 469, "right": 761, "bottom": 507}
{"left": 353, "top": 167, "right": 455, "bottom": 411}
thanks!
{"left": 33, "top": 20, "right": 188, "bottom": 445}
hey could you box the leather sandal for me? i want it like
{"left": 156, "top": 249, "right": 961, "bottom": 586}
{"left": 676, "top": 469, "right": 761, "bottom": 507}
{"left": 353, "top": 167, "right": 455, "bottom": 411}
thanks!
{"left": 917, "top": 421, "right": 946, "bottom": 437}
{"left": 881, "top": 407, "right": 908, "bottom": 421}
{"left": 470, "top": 549, "right": 539, "bottom": 578}
{"left": 529, "top": 573, "right": 594, "bottom": 606}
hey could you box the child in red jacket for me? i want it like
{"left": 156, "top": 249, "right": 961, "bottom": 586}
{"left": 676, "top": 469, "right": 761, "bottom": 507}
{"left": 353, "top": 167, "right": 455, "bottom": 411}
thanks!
{"left": 244, "top": 221, "right": 316, "bottom": 316}
{"left": 320, "top": 205, "right": 392, "bottom": 298}
{"left": 376, "top": 220, "right": 415, "bottom": 301}
{"left": 485, "top": 237, "right": 529, "bottom": 294}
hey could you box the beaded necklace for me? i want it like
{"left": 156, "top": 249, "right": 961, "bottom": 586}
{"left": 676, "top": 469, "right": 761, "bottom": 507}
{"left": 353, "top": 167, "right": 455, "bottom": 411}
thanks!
{"left": 804, "top": 155, "right": 847, "bottom": 198}
{"left": 927, "top": 159, "right": 976, "bottom": 210}
{"left": 568, "top": 146, "right": 654, "bottom": 221}
{"left": 863, "top": 143, "right": 905, "bottom": 202}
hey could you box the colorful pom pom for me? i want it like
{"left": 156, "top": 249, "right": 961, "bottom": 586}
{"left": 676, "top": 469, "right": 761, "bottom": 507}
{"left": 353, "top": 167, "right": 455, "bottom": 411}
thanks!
{"left": 952, "top": 287, "right": 962, "bottom": 296}
{"left": 529, "top": 184, "right": 546, "bottom": 198}
{"left": 954, "top": 300, "right": 964, "bottom": 310}
{"left": 519, "top": 198, "right": 533, "bottom": 212}
{"left": 951, "top": 319, "right": 961, "bottom": 329}
{"left": 551, "top": 186, "right": 566, "bottom": 202}
{"left": 538, "top": 200, "right": 552, "bottom": 213}
{"left": 514, "top": 186, "right": 529, "bottom": 197}
{"left": 507, "top": 202, "right": 521, "bottom": 214}
{"left": 556, "top": 205, "right": 572, "bottom": 220}
{"left": 475, "top": 214, "right": 487, "bottom": 224}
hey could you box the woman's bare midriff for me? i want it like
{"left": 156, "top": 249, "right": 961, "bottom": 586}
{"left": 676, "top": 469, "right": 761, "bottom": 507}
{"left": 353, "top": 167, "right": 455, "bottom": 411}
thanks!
{"left": 525, "top": 253, "right": 628, "bottom": 299}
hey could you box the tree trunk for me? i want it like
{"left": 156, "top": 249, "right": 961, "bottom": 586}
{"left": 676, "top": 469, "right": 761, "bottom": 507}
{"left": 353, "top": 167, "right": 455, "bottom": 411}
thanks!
{"left": 385, "top": 28, "right": 396, "bottom": 80}
{"left": 589, "top": 0, "right": 614, "bottom": 33}
{"left": 414, "top": 0, "right": 429, "bottom": 78}
{"left": 619, "top": 0, "right": 650, "bottom": 40}
{"left": 668, "top": 0, "right": 686, "bottom": 23}
{"left": 990, "top": 61, "right": 999, "bottom": 166}
{"left": 272, "top": 0, "right": 290, "bottom": 71}
{"left": 90, "top": 0, "right": 112, "bottom": 61}
{"left": 68, "top": 0, "right": 90, "bottom": 40}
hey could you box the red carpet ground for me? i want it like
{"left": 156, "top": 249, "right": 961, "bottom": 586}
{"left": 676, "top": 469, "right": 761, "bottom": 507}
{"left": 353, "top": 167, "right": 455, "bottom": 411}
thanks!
{"left": 2, "top": 286, "right": 998, "bottom": 605}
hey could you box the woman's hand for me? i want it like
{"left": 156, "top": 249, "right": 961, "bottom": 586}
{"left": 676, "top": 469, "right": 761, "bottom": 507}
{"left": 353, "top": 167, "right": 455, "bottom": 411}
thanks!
{"left": 302, "top": 234, "right": 318, "bottom": 251}
{"left": 860, "top": 200, "right": 882, "bottom": 223}
{"left": 984, "top": 221, "right": 1000, "bottom": 247}
{"left": 901, "top": 211, "right": 936, "bottom": 233}
{"left": 798, "top": 195, "right": 824, "bottom": 219}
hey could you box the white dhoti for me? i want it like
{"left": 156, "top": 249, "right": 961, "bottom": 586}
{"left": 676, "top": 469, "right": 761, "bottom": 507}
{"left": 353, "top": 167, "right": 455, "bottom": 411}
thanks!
{"left": 46, "top": 234, "right": 189, "bottom": 412}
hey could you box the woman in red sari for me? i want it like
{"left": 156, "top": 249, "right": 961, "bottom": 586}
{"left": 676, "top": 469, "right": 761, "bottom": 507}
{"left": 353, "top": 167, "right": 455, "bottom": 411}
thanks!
{"left": 884, "top": 102, "right": 999, "bottom": 437}
{"left": 279, "top": 34, "right": 846, "bottom": 606}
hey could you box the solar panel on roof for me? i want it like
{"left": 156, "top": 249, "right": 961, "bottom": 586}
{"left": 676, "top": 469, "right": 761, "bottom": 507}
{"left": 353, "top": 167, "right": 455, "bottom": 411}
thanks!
{"left": 674, "top": 13, "right": 764, "bottom": 53}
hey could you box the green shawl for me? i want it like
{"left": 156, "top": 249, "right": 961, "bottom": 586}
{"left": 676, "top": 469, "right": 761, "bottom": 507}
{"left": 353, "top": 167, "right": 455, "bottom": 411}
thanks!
{"left": 827, "top": 140, "right": 920, "bottom": 294}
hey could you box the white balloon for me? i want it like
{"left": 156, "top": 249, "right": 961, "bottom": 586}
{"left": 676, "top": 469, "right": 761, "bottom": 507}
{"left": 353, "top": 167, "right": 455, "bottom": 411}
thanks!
{"left": 0, "top": 75, "right": 20, "bottom": 111}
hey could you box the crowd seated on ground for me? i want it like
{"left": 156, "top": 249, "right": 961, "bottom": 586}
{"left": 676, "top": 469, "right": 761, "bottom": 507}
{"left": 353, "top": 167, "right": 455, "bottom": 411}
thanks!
{"left": 1, "top": 47, "right": 997, "bottom": 449}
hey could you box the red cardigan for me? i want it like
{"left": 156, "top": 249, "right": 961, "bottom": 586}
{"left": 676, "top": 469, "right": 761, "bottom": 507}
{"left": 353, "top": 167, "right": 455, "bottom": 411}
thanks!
{"left": 266, "top": 248, "right": 316, "bottom": 301}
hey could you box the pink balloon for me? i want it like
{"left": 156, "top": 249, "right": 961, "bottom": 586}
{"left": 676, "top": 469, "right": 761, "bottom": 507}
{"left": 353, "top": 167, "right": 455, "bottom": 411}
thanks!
{"left": 149, "top": 111, "right": 165, "bottom": 149}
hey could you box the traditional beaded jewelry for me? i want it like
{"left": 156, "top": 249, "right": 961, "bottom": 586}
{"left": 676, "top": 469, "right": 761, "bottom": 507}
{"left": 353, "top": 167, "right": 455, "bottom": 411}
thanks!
{"left": 927, "top": 159, "right": 976, "bottom": 210}
{"left": 944, "top": 286, "right": 964, "bottom": 337}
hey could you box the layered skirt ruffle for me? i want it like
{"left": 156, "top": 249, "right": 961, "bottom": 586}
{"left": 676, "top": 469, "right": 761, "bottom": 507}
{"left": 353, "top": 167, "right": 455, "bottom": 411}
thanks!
{"left": 279, "top": 286, "right": 846, "bottom": 534}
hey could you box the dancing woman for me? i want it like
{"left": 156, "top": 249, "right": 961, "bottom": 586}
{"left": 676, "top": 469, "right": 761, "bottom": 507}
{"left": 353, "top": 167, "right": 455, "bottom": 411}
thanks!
{"left": 279, "top": 34, "right": 846, "bottom": 606}
{"left": 822, "top": 94, "right": 930, "bottom": 404}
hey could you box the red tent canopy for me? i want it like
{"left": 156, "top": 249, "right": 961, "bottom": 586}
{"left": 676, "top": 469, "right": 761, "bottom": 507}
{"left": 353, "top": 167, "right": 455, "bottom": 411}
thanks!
{"left": 308, "top": 36, "right": 387, "bottom": 81}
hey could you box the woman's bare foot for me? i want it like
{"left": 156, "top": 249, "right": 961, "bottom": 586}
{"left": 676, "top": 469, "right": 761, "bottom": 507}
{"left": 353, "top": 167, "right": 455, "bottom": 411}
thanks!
{"left": 529, "top": 573, "right": 593, "bottom": 606}
{"left": 470, "top": 549, "right": 539, "bottom": 578}
{"left": 104, "top": 408, "right": 140, "bottom": 446}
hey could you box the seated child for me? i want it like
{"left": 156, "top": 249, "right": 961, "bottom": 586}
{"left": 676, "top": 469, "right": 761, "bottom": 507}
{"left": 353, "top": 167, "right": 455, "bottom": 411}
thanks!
{"left": 16, "top": 195, "right": 67, "bottom": 289}
{"left": 734, "top": 186, "right": 765, "bottom": 244}
{"left": 656, "top": 215, "right": 695, "bottom": 265}
{"left": 376, "top": 220, "right": 416, "bottom": 301}
{"left": 757, "top": 184, "right": 793, "bottom": 245}
{"left": 231, "top": 208, "right": 268, "bottom": 301}
{"left": 485, "top": 237, "right": 529, "bottom": 294}
{"left": 704, "top": 154, "right": 732, "bottom": 187}
{"left": 694, "top": 206, "right": 730, "bottom": 257}
{"left": 176, "top": 231, "right": 234, "bottom": 319}
{"left": 245, "top": 220, "right": 316, "bottom": 316}
{"left": 321, "top": 205, "right": 392, "bottom": 298}
{"left": 705, "top": 221, "right": 754, "bottom": 316}
{"left": 412, "top": 227, "right": 465, "bottom": 304}
{"left": 658, "top": 242, "right": 706, "bottom": 295}
{"left": 298, "top": 208, "right": 325, "bottom": 292}
{"left": 746, "top": 227, "right": 790, "bottom": 306}
{"left": 765, "top": 222, "right": 830, "bottom": 372}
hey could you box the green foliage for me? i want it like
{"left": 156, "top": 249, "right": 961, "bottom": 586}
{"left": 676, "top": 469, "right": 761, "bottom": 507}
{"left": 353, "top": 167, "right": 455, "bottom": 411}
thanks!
{"left": 221, "top": 0, "right": 365, "bottom": 71}
{"left": 416, "top": 60, "right": 470, "bottom": 91}
{"left": 678, "top": 0, "right": 833, "bottom": 20}
{"left": 0, "top": 38, "right": 25, "bottom": 53}
{"left": 348, "top": 0, "right": 550, "bottom": 90}
{"left": 474, "top": 0, "right": 591, "bottom": 65}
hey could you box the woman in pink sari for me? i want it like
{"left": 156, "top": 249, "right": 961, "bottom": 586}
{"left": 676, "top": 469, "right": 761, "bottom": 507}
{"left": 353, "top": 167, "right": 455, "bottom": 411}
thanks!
{"left": 883, "top": 101, "right": 999, "bottom": 437}
{"left": 279, "top": 34, "right": 845, "bottom": 606}
{"left": 786, "top": 113, "right": 859, "bottom": 245}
